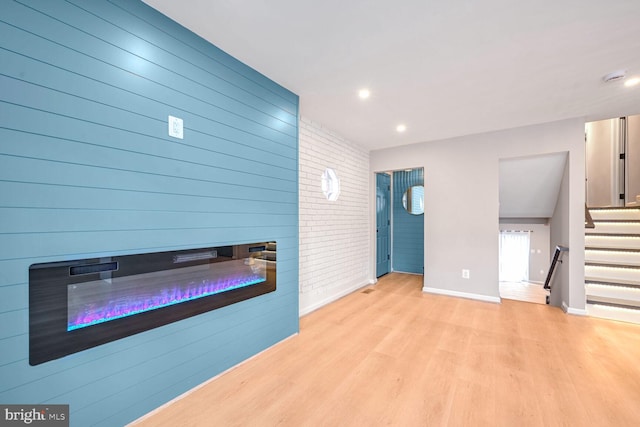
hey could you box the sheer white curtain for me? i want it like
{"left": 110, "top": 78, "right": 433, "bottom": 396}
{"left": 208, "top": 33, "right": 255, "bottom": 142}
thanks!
{"left": 499, "top": 231, "right": 530, "bottom": 282}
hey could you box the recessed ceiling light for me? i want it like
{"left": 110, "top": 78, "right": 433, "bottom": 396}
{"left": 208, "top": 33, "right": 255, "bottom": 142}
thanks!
{"left": 624, "top": 77, "right": 640, "bottom": 87}
{"left": 358, "top": 89, "right": 370, "bottom": 99}
{"left": 396, "top": 124, "right": 407, "bottom": 133}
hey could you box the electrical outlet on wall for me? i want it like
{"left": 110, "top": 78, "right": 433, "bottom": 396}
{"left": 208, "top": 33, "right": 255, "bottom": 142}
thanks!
{"left": 462, "top": 269, "right": 470, "bottom": 279}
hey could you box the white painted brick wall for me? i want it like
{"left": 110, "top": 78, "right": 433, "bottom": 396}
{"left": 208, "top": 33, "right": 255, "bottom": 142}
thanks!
{"left": 299, "top": 116, "right": 371, "bottom": 315}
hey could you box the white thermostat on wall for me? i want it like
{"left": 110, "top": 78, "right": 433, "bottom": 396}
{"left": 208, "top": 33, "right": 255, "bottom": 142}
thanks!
{"left": 168, "top": 115, "right": 184, "bottom": 139}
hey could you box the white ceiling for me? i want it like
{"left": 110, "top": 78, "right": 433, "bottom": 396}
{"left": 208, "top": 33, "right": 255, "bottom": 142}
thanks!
{"left": 143, "top": 0, "right": 640, "bottom": 151}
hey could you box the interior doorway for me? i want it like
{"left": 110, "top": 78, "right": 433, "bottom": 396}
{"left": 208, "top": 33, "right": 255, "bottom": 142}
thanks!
{"left": 375, "top": 168, "right": 425, "bottom": 279}
{"left": 586, "top": 114, "right": 640, "bottom": 207}
{"left": 376, "top": 173, "right": 391, "bottom": 277}
{"left": 498, "top": 152, "right": 565, "bottom": 305}
{"left": 498, "top": 227, "right": 548, "bottom": 305}
{"left": 392, "top": 168, "right": 424, "bottom": 274}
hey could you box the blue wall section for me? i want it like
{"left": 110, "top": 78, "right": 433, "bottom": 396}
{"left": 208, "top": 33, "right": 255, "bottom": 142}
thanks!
{"left": 0, "top": 1, "right": 298, "bottom": 425}
{"left": 393, "top": 169, "right": 424, "bottom": 274}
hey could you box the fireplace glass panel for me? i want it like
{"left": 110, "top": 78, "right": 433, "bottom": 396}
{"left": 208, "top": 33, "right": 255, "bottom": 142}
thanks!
{"left": 29, "top": 242, "right": 276, "bottom": 365}
{"left": 67, "top": 258, "right": 267, "bottom": 331}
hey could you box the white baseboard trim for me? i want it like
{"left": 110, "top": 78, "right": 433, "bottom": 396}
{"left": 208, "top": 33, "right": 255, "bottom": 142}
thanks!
{"left": 422, "top": 286, "right": 501, "bottom": 304}
{"left": 126, "top": 333, "right": 298, "bottom": 426}
{"left": 562, "top": 301, "right": 588, "bottom": 316}
{"left": 299, "top": 280, "right": 372, "bottom": 317}
{"left": 394, "top": 270, "right": 423, "bottom": 276}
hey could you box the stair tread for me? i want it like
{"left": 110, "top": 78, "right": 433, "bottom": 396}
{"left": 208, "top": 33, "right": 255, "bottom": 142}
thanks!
{"left": 584, "top": 215, "right": 640, "bottom": 324}
{"left": 586, "top": 298, "right": 640, "bottom": 310}
{"left": 585, "top": 232, "right": 640, "bottom": 237}
{"left": 586, "top": 259, "right": 640, "bottom": 264}
{"left": 585, "top": 276, "right": 640, "bottom": 286}
{"left": 592, "top": 219, "right": 640, "bottom": 223}
{"left": 588, "top": 206, "right": 640, "bottom": 210}
{"left": 585, "top": 247, "right": 640, "bottom": 253}
{"left": 585, "top": 262, "right": 640, "bottom": 269}
{"left": 587, "top": 283, "right": 640, "bottom": 294}
{"left": 587, "top": 304, "right": 640, "bottom": 324}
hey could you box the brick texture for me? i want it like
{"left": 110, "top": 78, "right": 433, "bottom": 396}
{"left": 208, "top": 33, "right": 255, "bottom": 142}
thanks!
{"left": 299, "top": 117, "right": 371, "bottom": 315}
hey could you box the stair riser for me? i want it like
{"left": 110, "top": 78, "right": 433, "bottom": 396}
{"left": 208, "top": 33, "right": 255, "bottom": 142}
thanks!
{"left": 587, "top": 303, "right": 640, "bottom": 324}
{"left": 585, "top": 235, "right": 640, "bottom": 250}
{"left": 588, "top": 223, "right": 640, "bottom": 235}
{"left": 589, "top": 209, "right": 640, "bottom": 221}
{"left": 586, "top": 284, "right": 640, "bottom": 304}
{"left": 585, "top": 266, "right": 640, "bottom": 283}
{"left": 585, "top": 210, "right": 640, "bottom": 325}
{"left": 585, "top": 250, "right": 640, "bottom": 266}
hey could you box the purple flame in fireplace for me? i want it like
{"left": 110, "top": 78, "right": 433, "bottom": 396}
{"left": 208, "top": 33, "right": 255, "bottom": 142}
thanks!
{"left": 67, "top": 273, "right": 266, "bottom": 331}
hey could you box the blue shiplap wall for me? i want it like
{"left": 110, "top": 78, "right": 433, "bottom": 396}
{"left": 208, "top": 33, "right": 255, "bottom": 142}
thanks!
{"left": 392, "top": 169, "right": 424, "bottom": 274}
{"left": 0, "top": 1, "right": 298, "bottom": 425}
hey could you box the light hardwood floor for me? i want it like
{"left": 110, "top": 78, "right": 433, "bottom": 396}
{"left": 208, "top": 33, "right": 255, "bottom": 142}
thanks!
{"left": 499, "top": 280, "right": 548, "bottom": 305}
{"left": 133, "top": 273, "right": 640, "bottom": 426}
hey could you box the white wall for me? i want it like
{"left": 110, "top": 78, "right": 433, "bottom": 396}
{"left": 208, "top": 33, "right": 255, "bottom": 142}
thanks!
{"left": 370, "top": 118, "right": 586, "bottom": 309}
{"left": 550, "top": 159, "right": 571, "bottom": 308}
{"left": 299, "top": 117, "right": 371, "bottom": 315}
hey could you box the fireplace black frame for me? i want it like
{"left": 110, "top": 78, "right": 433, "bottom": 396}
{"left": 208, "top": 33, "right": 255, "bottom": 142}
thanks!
{"left": 29, "top": 242, "right": 276, "bottom": 366}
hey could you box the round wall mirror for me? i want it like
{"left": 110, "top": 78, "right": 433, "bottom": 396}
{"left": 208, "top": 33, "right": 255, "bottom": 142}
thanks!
{"left": 402, "top": 185, "right": 424, "bottom": 215}
{"left": 321, "top": 168, "right": 340, "bottom": 201}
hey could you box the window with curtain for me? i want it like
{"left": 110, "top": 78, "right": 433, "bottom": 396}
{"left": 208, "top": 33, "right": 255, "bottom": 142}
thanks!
{"left": 499, "top": 231, "right": 530, "bottom": 282}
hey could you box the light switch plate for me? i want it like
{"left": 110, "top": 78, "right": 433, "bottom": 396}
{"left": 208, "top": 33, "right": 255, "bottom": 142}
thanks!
{"left": 168, "top": 115, "right": 183, "bottom": 139}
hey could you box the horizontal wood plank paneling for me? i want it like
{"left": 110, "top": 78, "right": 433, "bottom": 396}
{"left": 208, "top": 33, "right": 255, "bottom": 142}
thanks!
{"left": 37, "top": 0, "right": 297, "bottom": 127}
{"left": 0, "top": 155, "right": 294, "bottom": 204}
{"left": 0, "top": 33, "right": 296, "bottom": 156}
{"left": 3, "top": 1, "right": 297, "bottom": 139}
{"left": 0, "top": 283, "right": 26, "bottom": 311}
{"left": 0, "top": 1, "right": 298, "bottom": 425}
{"left": 0, "top": 227, "right": 297, "bottom": 263}
{"left": 0, "top": 181, "right": 296, "bottom": 214}
{"left": 0, "top": 76, "right": 297, "bottom": 169}
{"left": 0, "top": 209, "right": 296, "bottom": 234}
{"left": 105, "top": 0, "right": 297, "bottom": 109}
{"left": 0, "top": 335, "right": 26, "bottom": 367}
{"left": 0, "top": 309, "right": 27, "bottom": 338}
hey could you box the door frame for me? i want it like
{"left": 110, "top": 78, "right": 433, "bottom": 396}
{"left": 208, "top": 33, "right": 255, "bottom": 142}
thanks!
{"left": 376, "top": 172, "right": 391, "bottom": 277}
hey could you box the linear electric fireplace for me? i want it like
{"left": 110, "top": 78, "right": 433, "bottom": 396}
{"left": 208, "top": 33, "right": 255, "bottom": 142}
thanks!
{"left": 29, "top": 242, "right": 276, "bottom": 365}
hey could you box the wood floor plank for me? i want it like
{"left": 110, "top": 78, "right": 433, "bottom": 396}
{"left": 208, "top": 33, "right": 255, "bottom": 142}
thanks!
{"left": 499, "top": 280, "right": 548, "bottom": 304}
{"left": 131, "top": 273, "right": 640, "bottom": 426}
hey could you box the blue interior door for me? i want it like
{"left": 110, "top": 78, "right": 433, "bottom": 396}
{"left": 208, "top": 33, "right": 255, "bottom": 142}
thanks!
{"left": 392, "top": 169, "right": 424, "bottom": 274}
{"left": 376, "top": 173, "right": 391, "bottom": 277}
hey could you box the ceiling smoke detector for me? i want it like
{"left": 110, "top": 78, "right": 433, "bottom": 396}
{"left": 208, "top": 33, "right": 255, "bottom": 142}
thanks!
{"left": 602, "top": 70, "right": 626, "bottom": 83}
